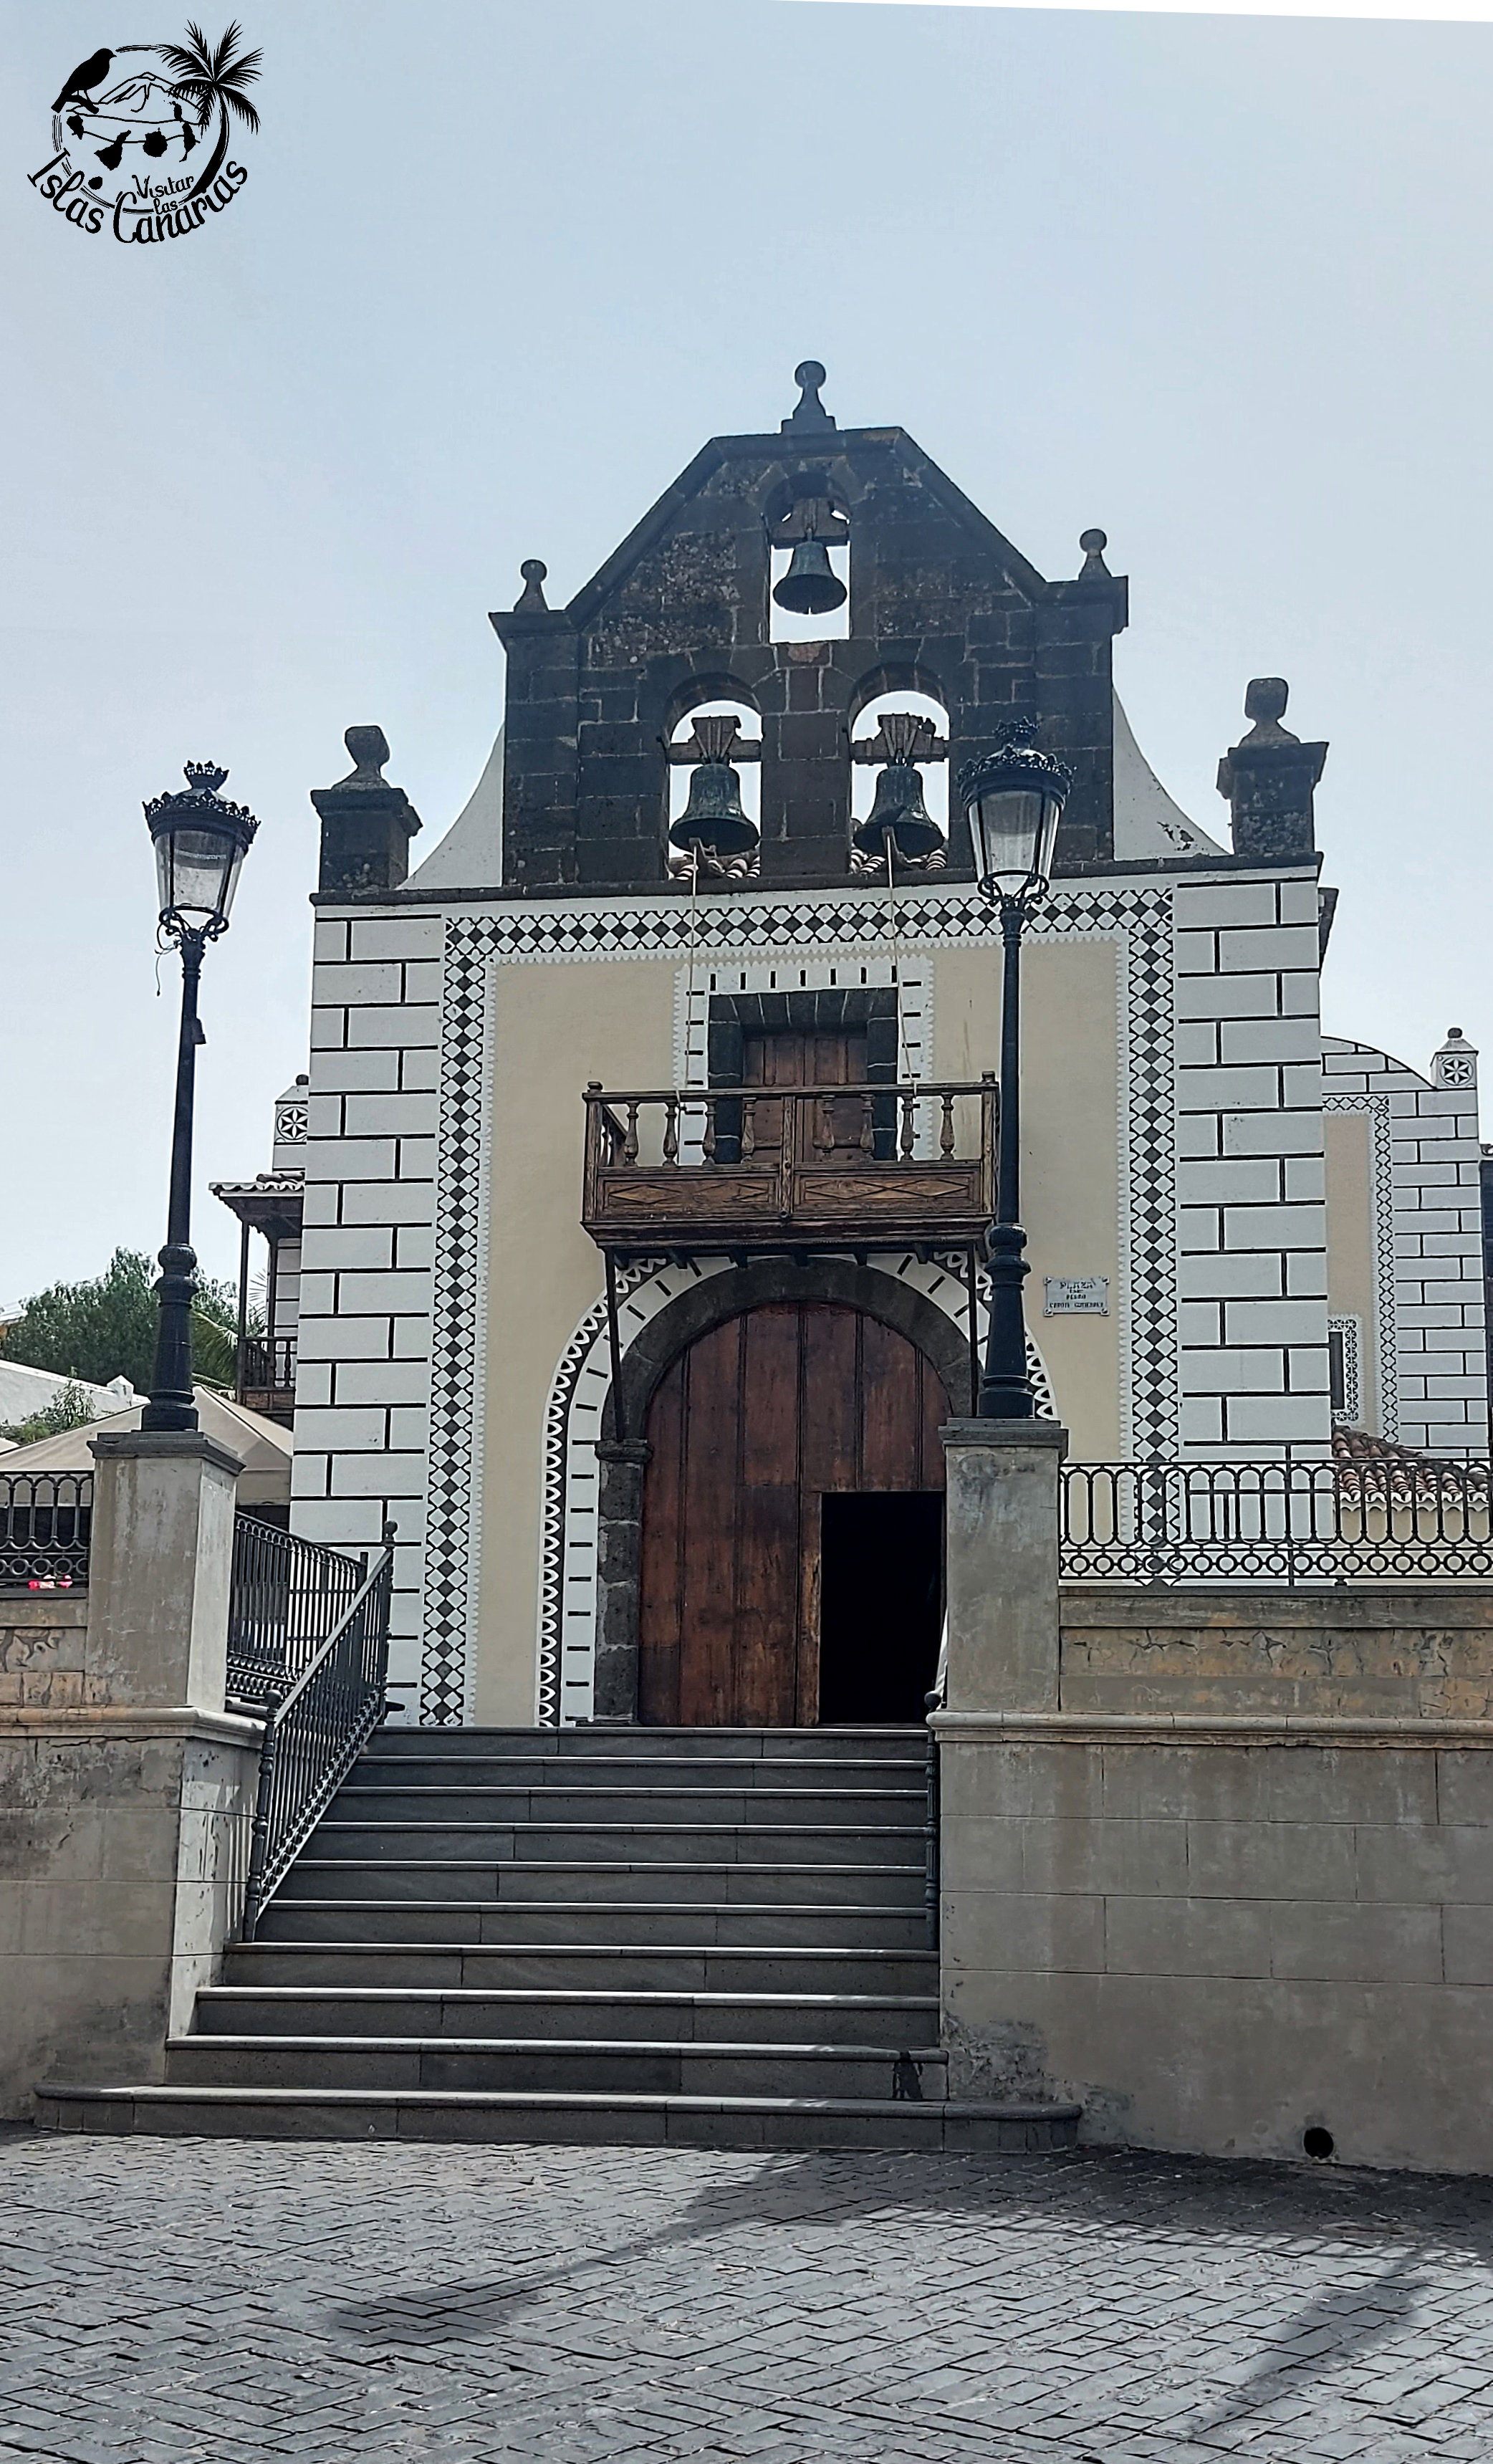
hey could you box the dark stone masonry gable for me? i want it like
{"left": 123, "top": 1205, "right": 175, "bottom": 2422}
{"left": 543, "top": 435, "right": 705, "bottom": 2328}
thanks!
{"left": 491, "top": 413, "right": 1128, "bottom": 896}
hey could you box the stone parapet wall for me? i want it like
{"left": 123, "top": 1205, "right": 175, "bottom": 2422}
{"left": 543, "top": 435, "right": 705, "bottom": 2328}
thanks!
{"left": 0, "top": 1596, "right": 90, "bottom": 1709}
{"left": 0, "top": 1712, "right": 260, "bottom": 2116}
{"left": 936, "top": 1714, "right": 1493, "bottom": 2172}
{"left": 1061, "top": 1586, "right": 1493, "bottom": 1721}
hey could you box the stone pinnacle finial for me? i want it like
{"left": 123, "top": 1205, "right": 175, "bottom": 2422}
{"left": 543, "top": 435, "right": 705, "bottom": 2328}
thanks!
{"left": 516, "top": 559, "right": 549, "bottom": 613}
{"left": 1242, "top": 678, "right": 1297, "bottom": 743}
{"left": 782, "top": 359, "right": 836, "bottom": 434}
{"left": 342, "top": 726, "right": 390, "bottom": 782}
{"left": 1433, "top": 1026, "right": 1478, "bottom": 1091}
{"left": 1078, "top": 528, "right": 1110, "bottom": 578}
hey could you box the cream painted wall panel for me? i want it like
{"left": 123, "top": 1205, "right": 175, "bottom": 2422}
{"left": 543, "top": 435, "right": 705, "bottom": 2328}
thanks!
{"left": 1324, "top": 1110, "right": 1379, "bottom": 1432}
{"left": 933, "top": 941, "right": 1122, "bottom": 1457}
{"left": 476, "top": 957, "right": 677, "bottom": 1722}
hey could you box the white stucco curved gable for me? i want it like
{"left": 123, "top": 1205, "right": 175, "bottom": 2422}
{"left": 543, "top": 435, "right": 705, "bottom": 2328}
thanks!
{"left": 1112, "top": 691, "right": 1224, "bottom": 861}
{"left": 406, "top": 727, "right": 504, "bottom": 891}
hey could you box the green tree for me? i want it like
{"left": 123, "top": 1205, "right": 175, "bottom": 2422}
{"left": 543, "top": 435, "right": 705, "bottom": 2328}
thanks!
{"left": 0, "top": 1381, "right": 97, "bottom": 1447}
{"left": 1, "top": 1248, "right": 244, "bottom": 1395}
{"left": 158, "top": 19, "right": 262, "bottom": 202}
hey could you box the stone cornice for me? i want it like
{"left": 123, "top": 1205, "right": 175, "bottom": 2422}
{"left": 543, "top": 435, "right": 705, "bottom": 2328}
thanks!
{"left": 0, "top": 1705, "right": 263, "bottom": 1746}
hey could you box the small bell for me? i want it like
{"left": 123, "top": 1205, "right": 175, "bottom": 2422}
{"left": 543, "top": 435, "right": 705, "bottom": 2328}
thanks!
{"left": 772, "top": 520, "right": 847, "bottom": 618}
{"left": 669, "top": 714, "right": 758, "bottom": 861}
{"left": 853, "top": 712, "right": 942, "bottom": 861}
{"left": 853, "top": 760, "right": 941, "bottom": 861}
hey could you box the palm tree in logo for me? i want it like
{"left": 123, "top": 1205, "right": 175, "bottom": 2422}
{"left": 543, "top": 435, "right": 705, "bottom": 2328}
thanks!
{"left": 156, "top": 19, "right": 261, "bottom": 200}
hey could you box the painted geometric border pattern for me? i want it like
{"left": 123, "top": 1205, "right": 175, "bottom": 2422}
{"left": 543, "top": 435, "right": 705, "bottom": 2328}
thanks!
{"left": 1322, "top": 1093, "right": 1399, "bottom": 1440}
{"left": 424, "top": 881, "right": 1176, "bottom": 1727}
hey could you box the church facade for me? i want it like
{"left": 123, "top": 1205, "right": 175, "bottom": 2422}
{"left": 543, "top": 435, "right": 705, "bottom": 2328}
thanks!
{"left": 245, "top": 367, "right": 1487, "bottom": 1727}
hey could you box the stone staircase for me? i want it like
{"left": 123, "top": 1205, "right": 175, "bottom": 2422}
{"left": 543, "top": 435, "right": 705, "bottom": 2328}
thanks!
{"left": 40, "top": 1726, "right": 1080, "bottom": 2151}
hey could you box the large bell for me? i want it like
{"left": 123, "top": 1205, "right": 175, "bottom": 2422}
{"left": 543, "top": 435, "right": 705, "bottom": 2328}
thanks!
{"left": 773, "top": 529, "right": 847, "bottom": 618}
{"left": 669, "top": 715, "right": 758, "bottom": 861}
{"left": 853, "top": 756, "right": 942, "bottom": 862}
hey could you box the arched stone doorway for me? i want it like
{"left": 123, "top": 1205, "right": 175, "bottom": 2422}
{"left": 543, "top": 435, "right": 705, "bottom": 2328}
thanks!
{"left": 635, "top": 1298, "right": 953, "bottom": 1727}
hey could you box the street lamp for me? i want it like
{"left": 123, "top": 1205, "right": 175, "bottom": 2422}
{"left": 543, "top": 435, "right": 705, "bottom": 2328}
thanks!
{"left": 959, "top": 724, "right": 1071, "bottom": 1418}
{"left": 140, "top": 762, "right": 259, "bottom": 1433}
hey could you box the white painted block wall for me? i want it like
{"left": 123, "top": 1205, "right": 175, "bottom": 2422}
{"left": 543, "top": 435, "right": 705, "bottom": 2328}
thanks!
{"left": 1322, "top": 1036, "right": 1486, "bottom": 1454}
{"left": 1173, "top": 871, "right": 1330, "bottom": 1454}
{"left": 290, "top": 908, "right": 443, "bottom": 1716}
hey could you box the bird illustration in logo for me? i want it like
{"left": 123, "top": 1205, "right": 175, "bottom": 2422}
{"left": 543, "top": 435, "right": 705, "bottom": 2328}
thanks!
{"left": 51, "top": 48, "right": 117, "bottom": 112}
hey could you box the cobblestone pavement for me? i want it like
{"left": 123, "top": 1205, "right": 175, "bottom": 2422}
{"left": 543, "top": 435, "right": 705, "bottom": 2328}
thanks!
{"left": 4, "top": 2129, "right": 1493, "bottom": 2464}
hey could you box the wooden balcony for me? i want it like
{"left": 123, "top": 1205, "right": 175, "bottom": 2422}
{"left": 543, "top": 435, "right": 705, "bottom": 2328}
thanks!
{"left": 238, "top": 1335, "right": 297, "bottom": 1428}
{"left": 582, "top": 1079, "right": 997, "bottom": 1256}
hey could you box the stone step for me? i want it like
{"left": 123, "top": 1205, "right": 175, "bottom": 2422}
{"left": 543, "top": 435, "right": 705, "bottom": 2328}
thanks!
{"left": 37, "top": 2084, "right": 1082, "bottom": 2154}
{"left": 330, "top": 1785, "right": 927, "bottom": 1828}
{"left": 256, "top": 1899, "right": 932, "bottom": 1949}
{"left": 164, "top": 2035, "right": 949, "bottom": 2099}
{"left": 222, "top": 1940, "right": 938, "bottom": 1993}
{"left": 370, "top": 1726, "right": 926, "bottom": 1762}
{"left": 303, "top": 1822, "right": 928, "bottom": 1868}
{"left": 277, "top": 1860, "right": 926, "bottom": 1907}
{"left": 347, "top": 1755, "right": 927, "bottom": 1793}
{"left": 196, "top": 1986, "right": 941, "bottom": 2046}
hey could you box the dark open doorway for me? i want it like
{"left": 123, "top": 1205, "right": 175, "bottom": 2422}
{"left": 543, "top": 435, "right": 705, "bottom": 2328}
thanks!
{"left": 817, "top": 1491, "right": 943, "bottom": 1724}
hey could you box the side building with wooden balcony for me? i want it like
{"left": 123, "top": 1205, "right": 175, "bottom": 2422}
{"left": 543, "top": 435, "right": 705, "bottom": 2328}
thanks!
{"left": 267, "top": 365, "right": 1485, "bottom": 1730}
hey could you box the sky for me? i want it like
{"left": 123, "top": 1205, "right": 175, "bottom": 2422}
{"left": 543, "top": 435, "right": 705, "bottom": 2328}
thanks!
{"left": 3, "top": 0, "right": 1491, "bottom": 1304}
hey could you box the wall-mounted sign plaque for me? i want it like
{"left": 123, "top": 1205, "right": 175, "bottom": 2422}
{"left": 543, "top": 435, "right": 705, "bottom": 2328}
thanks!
{"left": 1044, "top": 1276, "right": 1109, "bottom": 1318}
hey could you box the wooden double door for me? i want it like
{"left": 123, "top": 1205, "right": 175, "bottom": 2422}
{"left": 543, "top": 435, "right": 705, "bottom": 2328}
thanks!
{"left": 638, "top": 1302, "right": 949, "bottom": 1727}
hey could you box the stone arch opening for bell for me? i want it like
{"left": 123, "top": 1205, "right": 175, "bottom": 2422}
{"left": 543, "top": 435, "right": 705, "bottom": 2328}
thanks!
{"left": 664, "top": 682, "right": 763, "bottom": 881}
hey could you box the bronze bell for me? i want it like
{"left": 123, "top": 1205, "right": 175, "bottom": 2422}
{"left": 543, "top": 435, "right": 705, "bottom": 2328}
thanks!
{"left": 773, "top": 524, "right": 847, "bottom": 618}
{"left": 669, "top": 715, "right": 758, "bottom": 861}
{"left": 853, "top": 757, "right": 942, "bottom": 862}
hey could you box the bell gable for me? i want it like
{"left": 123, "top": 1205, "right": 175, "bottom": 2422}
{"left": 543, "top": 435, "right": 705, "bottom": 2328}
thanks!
{"left": 490, "top": 364, "right": 1127, "bottom": 893}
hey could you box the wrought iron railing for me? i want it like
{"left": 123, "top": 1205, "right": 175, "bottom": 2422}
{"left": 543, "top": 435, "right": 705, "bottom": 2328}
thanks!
{"left": 240, "top": 1522, "right": 395, "bottom": 1939}
{"left": 226, "top": 1514, "right": 365, "bottom": 1703}
{"left": 582, "top": 1077, "right": 997, "bottom": 1252}
{"left": 0, "top": 1472, "right": 93, "bottom": 1592}
{"left": 1061, "top": 1454, "right": 1493, "bottom": 1586}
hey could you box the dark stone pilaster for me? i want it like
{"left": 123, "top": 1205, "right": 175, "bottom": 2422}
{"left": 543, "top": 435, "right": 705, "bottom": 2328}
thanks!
{"left": 592, "top": 1439, "right": 651, "bottom": 1722}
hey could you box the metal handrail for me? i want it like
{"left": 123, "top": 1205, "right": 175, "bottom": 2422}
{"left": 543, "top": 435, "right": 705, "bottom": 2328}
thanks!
{"left": 239, "top": 1521, "right": 395, "bottom": 1939}
{"left": 226, "top": 1514, "right": 364, "bottom": 1703}
{"left": 0, "top": 1472, "right": 93, "bottom": 1592}
{"left": 1060, "top": 1455, "right": 1493, "bottom": 1587}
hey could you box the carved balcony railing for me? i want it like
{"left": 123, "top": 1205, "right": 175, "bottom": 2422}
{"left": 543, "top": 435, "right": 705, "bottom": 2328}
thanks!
{"left": 582, "top": 1078, "right": 997, "bottom": 1255}
{"left": 237, "top": 1334, "right": 297, "bottom": 1426}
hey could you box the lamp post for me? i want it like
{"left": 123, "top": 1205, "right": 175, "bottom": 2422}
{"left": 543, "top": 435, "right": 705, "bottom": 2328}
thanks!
{"left": 140, "top": 762, "right": 259, "bottom": 1433}
{"left": 959, "top": 724, "right": 1071, "bottom": 1418}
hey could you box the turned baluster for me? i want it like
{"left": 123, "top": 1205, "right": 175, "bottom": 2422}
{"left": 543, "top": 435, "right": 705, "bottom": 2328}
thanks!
{"left": 860, "top": 1093, "right": 875, "bottom": 1154}
{"left": 940, "top": 1091, "right": 956, "bottom": 1157}
{"left": 702, "top": 1096, "right": 717, "bottom": 1164}
{"left": 623, "top": 1101, "right": 639, "bottom": 1165}
{"left": 815, "top": 1096, "right": 832, "bottom": 1155}
{"left": 900, "top": 1090, "right": 916, "bottom": 1160}
{"left": 663, "top": 1096, "right": 680, "bottom": 1167}
{"left": 742, "top": 1096, "right": 757, "bottom": 1159}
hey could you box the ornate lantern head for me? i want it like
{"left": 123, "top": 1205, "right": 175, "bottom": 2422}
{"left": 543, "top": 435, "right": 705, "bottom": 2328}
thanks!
{"left": 958, "top": 723, "right": 1071, "bottom": 903}
{"left": 144, "top": 762, "right": 259, "bottom": 941}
